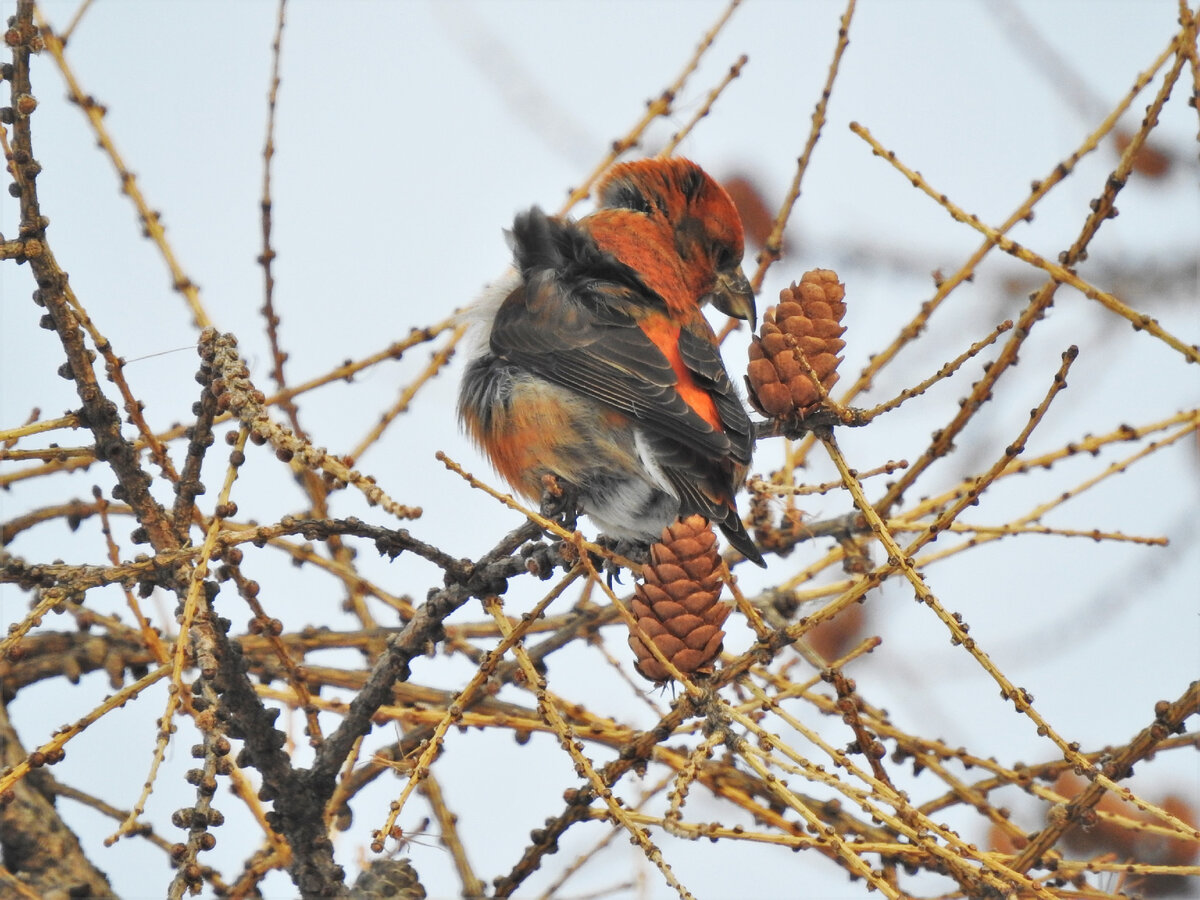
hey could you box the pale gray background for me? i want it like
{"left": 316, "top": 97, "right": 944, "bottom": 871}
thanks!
{"left": 2, "top": 2, "right": 1197, "bottom": 898}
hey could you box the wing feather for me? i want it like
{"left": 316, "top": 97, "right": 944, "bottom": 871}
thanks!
{"left": 490, "top": 208, "right": 735, "bottom": 459}
{"left": 491, "top": 207, "right": 764, "bottom": 565}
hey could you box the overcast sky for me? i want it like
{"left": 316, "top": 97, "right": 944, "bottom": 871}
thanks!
{"left": 3, "top": 2, "right": 1198, "bottom": 898}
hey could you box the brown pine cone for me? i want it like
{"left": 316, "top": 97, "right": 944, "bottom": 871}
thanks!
{"left": 352, "top": 859, "right": 426, "bottom": 900}
{"left": 746, "top": 269, "right": 846, "bottom": 418}
{"left": 628, "top": 516, "right": 730, "bottom": 683}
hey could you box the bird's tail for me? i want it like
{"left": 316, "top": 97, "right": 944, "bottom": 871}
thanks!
{"left": 715, "top": 507, "right": 766, "bottom": 568}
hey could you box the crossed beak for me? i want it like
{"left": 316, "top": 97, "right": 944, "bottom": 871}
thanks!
{"left": 709, "top": 266, "right": 757, "bottom": 331}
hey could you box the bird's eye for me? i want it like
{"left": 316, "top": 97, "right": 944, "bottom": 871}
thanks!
{"left": 713, "top": 243, "right": 736, "bottom": 271}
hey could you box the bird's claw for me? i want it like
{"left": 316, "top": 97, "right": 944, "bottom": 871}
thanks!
{"left": 538, "top": 476, "right": 580, "bottom": 533}
{"left": 592, "top": 535, "right": 652, "bottom": 587}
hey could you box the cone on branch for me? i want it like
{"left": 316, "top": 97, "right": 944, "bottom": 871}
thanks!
{"left": 352, "top": 859, "right": 426, "bottom": 900}
{"left": 746, "top": 268, "right": 847, "bottom": 419}
{"left": 628, "top": 516, "right": 731, "bottom": 683}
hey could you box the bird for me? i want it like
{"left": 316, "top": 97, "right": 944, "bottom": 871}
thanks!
{"left": 458, "top": 158, "right": 765, "bottom": 567}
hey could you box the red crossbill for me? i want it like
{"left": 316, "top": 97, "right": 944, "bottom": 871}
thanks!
{"left": 459, "top": 158, "right": 764, "bottom": 566}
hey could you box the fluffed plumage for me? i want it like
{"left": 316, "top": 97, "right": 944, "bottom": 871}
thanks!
{"left": 459, "top": 158, "right": 765, "bottom": 566}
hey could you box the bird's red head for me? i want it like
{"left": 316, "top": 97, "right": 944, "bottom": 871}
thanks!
{"left": 594, "top": 159, "right": 757, "bottom": 327}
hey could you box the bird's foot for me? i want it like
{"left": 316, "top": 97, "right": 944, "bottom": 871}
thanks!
{"left": 538, "top": 475, "right": 580, "bottom": 532}
{"left": 592, "top": 535, "right": 652, "bottom": 587}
